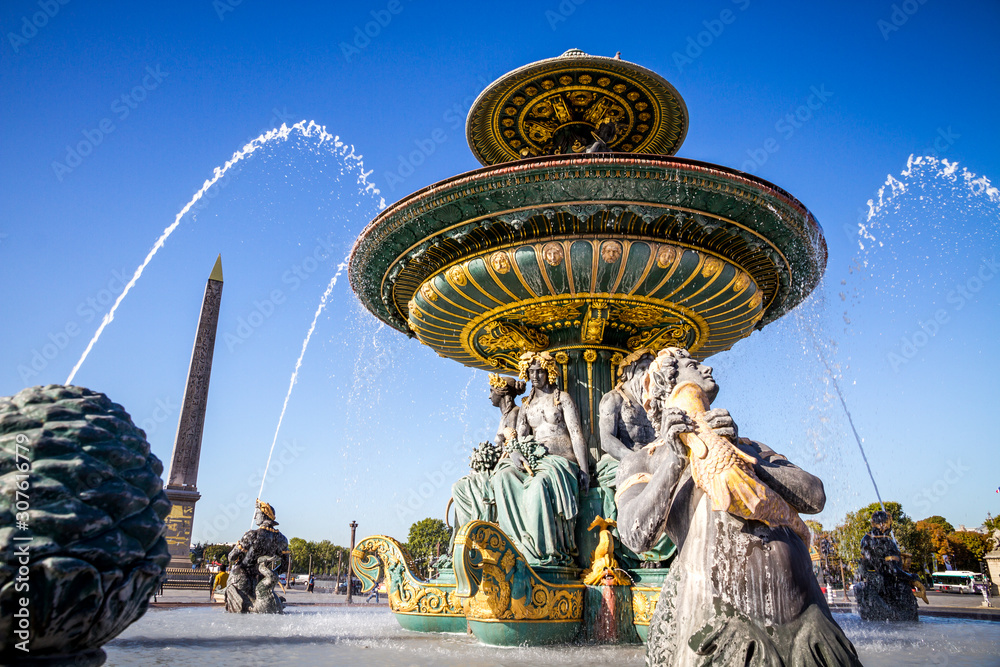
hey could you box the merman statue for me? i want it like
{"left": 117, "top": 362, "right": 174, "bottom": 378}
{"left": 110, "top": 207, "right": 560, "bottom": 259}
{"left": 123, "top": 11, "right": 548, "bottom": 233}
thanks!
{"left": 855, "top": 510, "right": 927, "bottom": 622}
{"left": 489, "top": 351, "right": 590, "bottom": 566}
{"left": 599, "top": 348, "right": 733, "bottom": 566}
{"left": 615, "top": 348, "right": 860, "bottom": 666}
{"left": 224, "top": 499, "right": 289, "bottom": 613}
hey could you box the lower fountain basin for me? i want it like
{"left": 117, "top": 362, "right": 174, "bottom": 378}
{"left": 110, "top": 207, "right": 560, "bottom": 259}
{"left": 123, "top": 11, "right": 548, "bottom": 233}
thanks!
{"left": 104, "top": 605, "right": 1000, "bottom": 666}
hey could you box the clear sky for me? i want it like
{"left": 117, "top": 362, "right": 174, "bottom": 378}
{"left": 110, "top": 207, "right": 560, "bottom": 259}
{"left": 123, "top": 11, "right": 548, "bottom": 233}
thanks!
{"left": 2, "top": 1, "right": 998, "bottom": 551}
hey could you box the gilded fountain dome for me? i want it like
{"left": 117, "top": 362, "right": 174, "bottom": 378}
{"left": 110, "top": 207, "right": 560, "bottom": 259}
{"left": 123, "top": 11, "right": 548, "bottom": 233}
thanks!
{"left": 349, "top": 49, "right": 826, "bottom": 440}
{"left": 466, "top": 48, "right": 689, "bottom": 164}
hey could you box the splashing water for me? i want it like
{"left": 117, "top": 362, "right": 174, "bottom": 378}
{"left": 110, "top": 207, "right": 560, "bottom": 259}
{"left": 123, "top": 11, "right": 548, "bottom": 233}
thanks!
{"left": 822, "top": 154, "right": 999, "bottom": 520}
{"left": 255, "top": 257, "right": 351, "bottom": 522}
{"left": 65, "top": 120, "right": 384, "bottom": 385}
{"left": 808, "top": 329, "right": 887, "bottom": 516}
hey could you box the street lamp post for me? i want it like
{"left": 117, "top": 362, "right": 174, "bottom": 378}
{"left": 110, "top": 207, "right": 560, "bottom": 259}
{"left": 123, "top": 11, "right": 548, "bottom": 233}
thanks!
{"left": 347, "top": 520, "right": 358, "bottom": 604}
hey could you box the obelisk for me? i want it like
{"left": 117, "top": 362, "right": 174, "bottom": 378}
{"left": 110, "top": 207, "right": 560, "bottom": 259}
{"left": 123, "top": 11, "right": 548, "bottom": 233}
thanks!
{"left": 164, "top": 255, "right": 224, "bottom": 567}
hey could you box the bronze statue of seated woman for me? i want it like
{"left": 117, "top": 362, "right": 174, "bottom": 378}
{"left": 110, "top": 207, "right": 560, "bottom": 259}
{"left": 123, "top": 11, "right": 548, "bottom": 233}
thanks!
{"left": 489, "top": 351, "right": 590, "bottom": 567}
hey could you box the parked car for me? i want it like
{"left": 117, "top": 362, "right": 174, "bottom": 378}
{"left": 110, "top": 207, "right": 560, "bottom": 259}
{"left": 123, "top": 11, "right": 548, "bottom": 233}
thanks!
{"left": 336, "top": 580, "right": 363, "bottom": 595}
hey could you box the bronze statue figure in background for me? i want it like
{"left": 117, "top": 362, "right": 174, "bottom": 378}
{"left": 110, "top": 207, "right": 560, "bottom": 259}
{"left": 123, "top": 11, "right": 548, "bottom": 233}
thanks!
{"left": 615, "top": 348, "right": 860, "bottom": 666}
{"left": 224, "top": 499, "right": 289, "bottom": 614}
{"left": 855, "top": 510, "right": 927, "bottom": 621}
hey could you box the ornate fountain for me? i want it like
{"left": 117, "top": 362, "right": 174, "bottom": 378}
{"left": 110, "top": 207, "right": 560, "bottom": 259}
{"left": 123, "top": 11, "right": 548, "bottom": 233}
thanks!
{"left": 349, "top": 49, "right": 830, "bottom": 652}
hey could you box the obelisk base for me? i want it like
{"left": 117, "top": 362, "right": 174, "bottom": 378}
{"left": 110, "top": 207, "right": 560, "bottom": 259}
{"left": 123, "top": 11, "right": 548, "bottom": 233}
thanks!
{"left": 164, "top": 486, "right": 201, "bottom": 567}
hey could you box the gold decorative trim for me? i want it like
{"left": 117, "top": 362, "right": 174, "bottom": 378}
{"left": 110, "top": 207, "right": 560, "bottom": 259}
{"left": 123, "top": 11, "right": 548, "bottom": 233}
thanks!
{"left": 381, "top": 200, "right": 792, "bottom": 316}
{"left": 454, "top": 521, "right": 584, "bottom": 623}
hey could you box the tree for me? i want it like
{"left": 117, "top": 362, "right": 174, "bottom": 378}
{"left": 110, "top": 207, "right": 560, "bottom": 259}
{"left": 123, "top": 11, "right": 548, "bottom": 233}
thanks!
{"left": 985, "top": 513, "right": 1000, "bottom": 550}
{"left": 834, "top": 502, "right": 918, "bottom": 565}
{"left": 949, "top": 531, "right": 990, "bottom": 570}
{"left": 286, "top": 538, "right": 349, "bottom": 575}
{"left": 919, "top": 515, "right": 955, "bottom": 534}
{"left": 288, "top": 537, "right": 311, "bottom": 573}
{"left": 202, "top": 543, "right": 232, "bottom": 565}
{"left": 406, "top": 518, "right": 451, "bottom": 578}
{"left": 914, "top": 519, "right": 951, "bottom": 572}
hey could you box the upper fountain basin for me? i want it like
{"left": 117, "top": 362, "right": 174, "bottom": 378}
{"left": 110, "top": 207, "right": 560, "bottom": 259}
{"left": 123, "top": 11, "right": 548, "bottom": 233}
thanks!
{"left": 348, "top": 153, "right": 826, "bottom": 373}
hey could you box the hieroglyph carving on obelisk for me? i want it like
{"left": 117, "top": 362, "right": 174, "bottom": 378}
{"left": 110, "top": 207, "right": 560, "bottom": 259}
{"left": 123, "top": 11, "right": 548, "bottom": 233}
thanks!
{"left": 164, "top": 255, "right": 223, "bottom": 565}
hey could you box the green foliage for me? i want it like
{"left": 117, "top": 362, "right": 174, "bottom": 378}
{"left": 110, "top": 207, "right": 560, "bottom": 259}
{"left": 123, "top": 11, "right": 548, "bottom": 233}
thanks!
{"left": 202, "top": 543, "right": 233, "bottom": 565}
{"left": 406, "top": 518, "right": 451, "bottom": 578}
{"left": 949, "top": 531, "right": 990, "bottom": 569}
{"left": 920, "top": 515, "right": 955, "bottom": 534}
{"left": 985, "top": 513, "right": 1000, "bottom": 548}
{"left": 834, "top": 501, "right": 918, "bottom": 565}
{"left": 287, "top": 537, "right": 349, "bottom": 574}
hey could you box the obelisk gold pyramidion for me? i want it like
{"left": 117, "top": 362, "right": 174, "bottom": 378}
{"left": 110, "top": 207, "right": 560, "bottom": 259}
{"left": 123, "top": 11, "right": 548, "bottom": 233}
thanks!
{"left": 164, "top": 254, "right": 223, "bottom": 566}
{"left": 350, "top": 49, "right": 826, "bottom": 456}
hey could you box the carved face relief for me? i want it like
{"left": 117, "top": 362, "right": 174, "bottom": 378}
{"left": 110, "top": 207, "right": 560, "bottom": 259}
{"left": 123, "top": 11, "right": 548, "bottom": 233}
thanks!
{"left": 527, "top": 361, "right": 549, "bottom": 389}
{"left": 542, "top": 242, "right": 564, "bottom": 267}
{"left": 673, "top": 356, "right": 719, "bottom": 402}
{"left": 601, "top": 241, "right": 623, "bottom": 264}
{"left": 490, "top": 251, "right": 511, "bottom": 274}
{"left": 490, "top": 387, "right": 503, "bottom": 407}
{"left": 446, "top": 265, "right": 468, "bottom": 286}
{"left": 656, "top": 245, "right": 678, "bottom": 269}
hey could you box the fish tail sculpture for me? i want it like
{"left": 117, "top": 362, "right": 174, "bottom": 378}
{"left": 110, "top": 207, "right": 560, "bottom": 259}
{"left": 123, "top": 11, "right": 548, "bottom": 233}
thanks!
{"left": 583, "top": 516, "right": 631, "bottom": 586}
{"left": 667, "top": 381, "right": 811, "bottom": 546}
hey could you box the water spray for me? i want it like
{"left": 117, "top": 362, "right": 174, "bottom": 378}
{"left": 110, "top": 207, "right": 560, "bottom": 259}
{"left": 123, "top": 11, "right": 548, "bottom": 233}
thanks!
{"left": 65, "top": 121, "right": 382, "bottom": 385}
{"left": 254, "top": 256, "right": 350, "bottom": 524}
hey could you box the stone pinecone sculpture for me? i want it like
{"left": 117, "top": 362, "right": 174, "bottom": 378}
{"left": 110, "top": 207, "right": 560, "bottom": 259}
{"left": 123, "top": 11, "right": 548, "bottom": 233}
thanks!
{"left": 0, "top": 385, "right": 171, "bottom": 664}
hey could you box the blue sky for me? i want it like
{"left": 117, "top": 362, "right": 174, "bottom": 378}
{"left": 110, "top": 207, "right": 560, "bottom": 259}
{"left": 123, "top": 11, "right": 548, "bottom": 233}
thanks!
{"left": 2, "top": 1, "right": 998, "bottom": 550}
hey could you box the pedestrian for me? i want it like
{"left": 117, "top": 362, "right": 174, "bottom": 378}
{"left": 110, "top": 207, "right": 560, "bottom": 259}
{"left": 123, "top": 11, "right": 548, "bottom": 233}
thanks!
{"left": 210, "top": 564, "right": 228, "bottom": 603}
{"left": 366, "top": 585, "right": 380, "bottom": 604}
{"left": 307, "top": 574, "right": 315, "bottom": 593}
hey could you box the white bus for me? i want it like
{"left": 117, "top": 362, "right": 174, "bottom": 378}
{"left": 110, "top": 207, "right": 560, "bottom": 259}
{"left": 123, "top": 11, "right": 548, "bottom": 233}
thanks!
{"left": 931, "top": 571, "right": 986, "bottom": 594}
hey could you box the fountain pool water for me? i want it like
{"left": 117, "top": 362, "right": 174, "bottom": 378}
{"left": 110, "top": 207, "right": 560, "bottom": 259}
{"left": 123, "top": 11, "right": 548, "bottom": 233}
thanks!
{"left": 104, "top": 606, "right": 1000, "bottom": 666}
